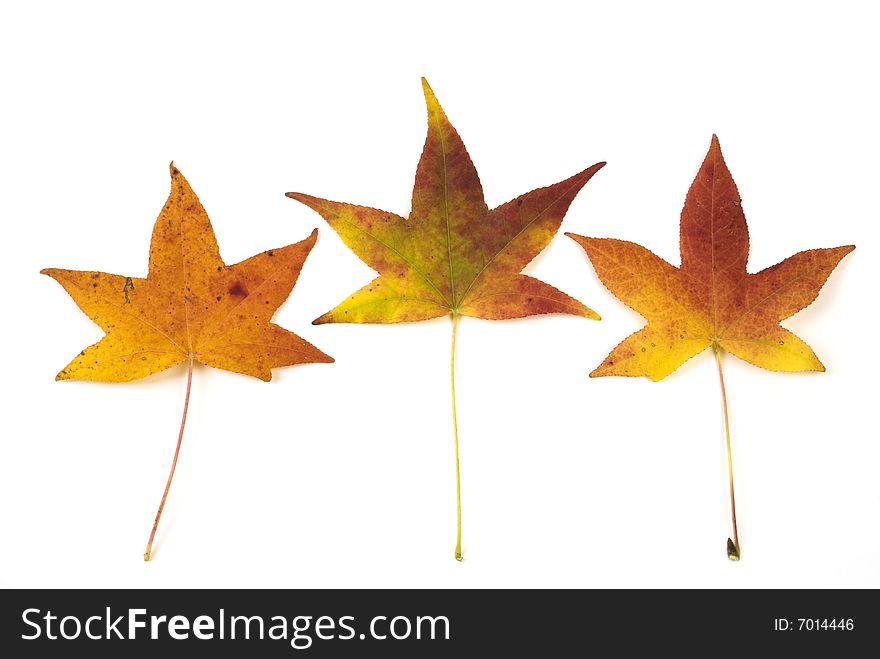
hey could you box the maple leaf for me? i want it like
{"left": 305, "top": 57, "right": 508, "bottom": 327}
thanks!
{"left": 568, "top": 135, "right": 854, "bottom": 559}
{"left": 43, "top": 164, "right": 332, "bottom": 382}
{"left": 42, "top": 164, "right": 332, "bottom": 559}
{"left": 568, "top": 135, "right": 853, "bottom": 381}
{"left": 287, "top": 79, "right": 603, "bottom": 324}
{"left": 287, "top": 78, "right": 604, "bottom": 560}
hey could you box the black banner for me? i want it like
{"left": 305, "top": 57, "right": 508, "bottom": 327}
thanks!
{"left": 1, "top": 589, "right": 876, "bottom": 656}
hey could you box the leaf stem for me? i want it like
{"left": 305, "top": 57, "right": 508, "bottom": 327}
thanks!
{"left": 144, "top": 356, "right": 194, "bottom": 561}
{"left": 451, "top": 312, "right": 463, "bottom": 561}
{"left": 713, "top": 344, "right": 740, "bottom": 561}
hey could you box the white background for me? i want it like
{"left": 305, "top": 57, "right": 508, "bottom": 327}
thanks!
{"left": 1, "top": 1, "right": 877, "bottom": 588}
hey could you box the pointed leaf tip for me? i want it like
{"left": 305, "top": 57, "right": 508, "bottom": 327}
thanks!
{"left": 564, "top": 232, "right": 591, "bottom": 248}
{"left": 286, "top": 192, "right": 315, "bottom": 205}
{"left": 420, "top": 77, "right": 442, "bottom": 114}
{"left": 577, "top": 161, "right": 606, "bottom": 182}
{"left": 299, "top": 227, "right": 319, "bottom": 245}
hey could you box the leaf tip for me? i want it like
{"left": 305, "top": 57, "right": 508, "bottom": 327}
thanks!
{"left": 304, "top": 227, "right": 319, "bottom": 245}
{"left": 565, "top": 232, "right": 590, "bottom": 252}
{"left": 569, "top": 162, "right": 607, "bottom": 190}
{"left": 286, "top": 192, "right": 320, "bottom": 213}
{"left": 169, "top": 161, "right": 179, "bottom": 177}
{"left": 420, "top": 77, "right": 441, "bottom": 113}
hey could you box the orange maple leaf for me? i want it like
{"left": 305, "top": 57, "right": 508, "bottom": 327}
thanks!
{"left": 42, "top": 164, "right": 332, "bottom": 559}
{"left": 43, "top": 164, "right": 332, "bottom": 382}
{"left": 288, "top": 79, "right": 604, "bottom": 560}
{"left": 568, "top": 136, "right": 854, "bottom": 559}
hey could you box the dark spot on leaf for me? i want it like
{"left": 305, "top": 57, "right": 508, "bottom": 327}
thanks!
{"left": 268, "top": 250, "right": 275, "bottom": 257}
{"left": 516, "top": 198, "right": 523, "bottom": 207}
{"left": 228, "top": 282, "right": 246, "bottom": 297}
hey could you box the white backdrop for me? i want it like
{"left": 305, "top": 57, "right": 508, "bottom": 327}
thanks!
{"left": 1, "top": 1, "right": 877, "bottom": 588}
